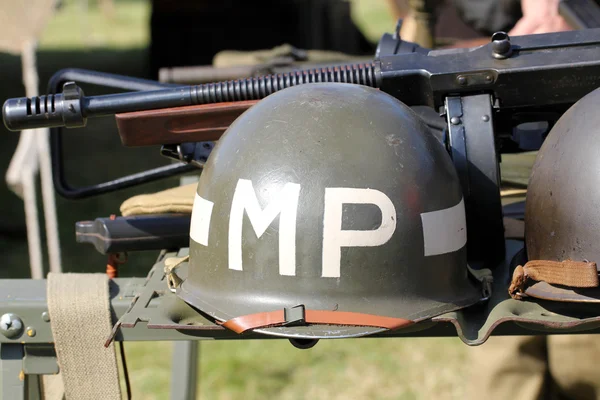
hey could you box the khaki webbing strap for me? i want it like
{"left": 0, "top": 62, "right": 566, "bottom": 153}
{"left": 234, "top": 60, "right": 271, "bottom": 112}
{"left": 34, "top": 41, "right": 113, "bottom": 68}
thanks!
{"left": 47, "top": 273, "right": 122, "bottom": 400}
{"left": 509, "top": 260, "right": 599, "bottom": 300}
{"left": 220, "top": 308, "right": 414, "bottom": 334}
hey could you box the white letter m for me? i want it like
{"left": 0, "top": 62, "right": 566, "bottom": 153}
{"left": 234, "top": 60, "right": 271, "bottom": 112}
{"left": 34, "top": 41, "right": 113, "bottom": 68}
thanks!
{"left": 228, "top": 179, "right": 300, "bottom": 276}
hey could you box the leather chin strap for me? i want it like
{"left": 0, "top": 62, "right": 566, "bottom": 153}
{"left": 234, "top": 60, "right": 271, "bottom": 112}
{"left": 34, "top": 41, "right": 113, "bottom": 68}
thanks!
{"left": 218, "top": 306, "right": 414, "bottom": 334}
{"left": 218, "top": 266, "right": 494, "bottom": 334}
{"left": 509, "top": 260, "right": 600, "bottom": 302}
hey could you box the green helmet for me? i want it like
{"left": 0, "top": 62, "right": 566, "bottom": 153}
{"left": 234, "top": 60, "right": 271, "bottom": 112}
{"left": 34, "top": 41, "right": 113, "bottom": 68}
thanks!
{"left": 178, "top": 83, "right": 484, "bottom": 339}
{"left": 526, "top": 86, "right": 600, "bottom": 265}
{"left": 509, "top": 86, "right": 600, "bottom": 305}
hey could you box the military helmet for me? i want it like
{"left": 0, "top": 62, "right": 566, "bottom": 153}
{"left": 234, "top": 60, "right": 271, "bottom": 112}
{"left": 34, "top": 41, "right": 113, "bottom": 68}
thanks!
{"left": 520, "top": 86, "right": 600, "bottom": 302}
{"left": 526, "top": 86, "right": 600, "bottom": 264}
{"left": 178, "top": 83, "right": 484, "bottom": 338}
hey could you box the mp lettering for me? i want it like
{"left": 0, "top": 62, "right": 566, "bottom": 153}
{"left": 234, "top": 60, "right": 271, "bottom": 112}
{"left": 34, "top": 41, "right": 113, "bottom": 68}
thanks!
{"left": 228, "top": 179, "right": 301, "bottom": 276}
{"left": 191, "top": 179, "right": 403, "bottom": 278}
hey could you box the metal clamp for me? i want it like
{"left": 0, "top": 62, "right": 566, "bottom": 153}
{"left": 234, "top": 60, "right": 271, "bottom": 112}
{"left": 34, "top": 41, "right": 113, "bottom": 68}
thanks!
{"left": 283, "top": 305, "right": 307, "bottom": 327}
{"left": 164, "top": 255, "right": 189, "bottom": 292}
{"left": 444, "top": 94, "right": 505, "bottom": 267}
{"left": 445, "top": 96, "right": 469, "bottom": 197}
{"left": 160, "top": 142, "right": 213, "bottom": 169}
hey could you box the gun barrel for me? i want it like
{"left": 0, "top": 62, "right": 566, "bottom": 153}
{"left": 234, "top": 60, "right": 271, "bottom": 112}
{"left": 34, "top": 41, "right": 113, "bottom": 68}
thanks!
{"left": 2, "top": 87, "right": 194, "bottom": 132}
{"left": 84, "top": 88, "right": 192, "bottom": 116}
{"left": 2, "top": 62, "right": 380, "bottom": 132}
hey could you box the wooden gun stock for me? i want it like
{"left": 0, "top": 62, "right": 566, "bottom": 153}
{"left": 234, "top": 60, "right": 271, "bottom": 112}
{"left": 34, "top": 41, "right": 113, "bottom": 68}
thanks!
{"left": 116, "top": 100, "right": 258, "bottom": 147}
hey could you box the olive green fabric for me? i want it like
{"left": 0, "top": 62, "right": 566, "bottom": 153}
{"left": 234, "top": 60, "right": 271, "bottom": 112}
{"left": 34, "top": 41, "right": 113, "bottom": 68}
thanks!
{"left": 212, "top": 44, "right": 360, "bottom": 68}
{"left": 469, "top": 335, "right": 600, "bottom": 400}
{"left": 120, "top": 183, "right": 197, "bottom": 216}
{"left": 501, "top": 152, "right": 537, "bottom": 188}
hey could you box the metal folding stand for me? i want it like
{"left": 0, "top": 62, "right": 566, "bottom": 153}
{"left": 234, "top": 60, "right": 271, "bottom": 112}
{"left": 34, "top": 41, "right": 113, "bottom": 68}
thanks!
{"left": 170, "top": 341, "right": 198, "bottom": 400}
{"left": 5, "top": 236, "right": 600, "bottom": 399}
{"left": 1, "top": 344, "right": 26, "bottom": 400}
{"left": 169, "top": 174, "right": 202, "bottom": 400}
{"left": 0, "top": 344, "right": 57, "bottom": 400}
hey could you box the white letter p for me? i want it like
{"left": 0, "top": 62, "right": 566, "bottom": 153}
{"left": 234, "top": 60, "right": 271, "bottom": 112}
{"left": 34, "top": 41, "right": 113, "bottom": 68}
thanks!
{"left": 322, "top": 188, "right": 397, "bottom": 278}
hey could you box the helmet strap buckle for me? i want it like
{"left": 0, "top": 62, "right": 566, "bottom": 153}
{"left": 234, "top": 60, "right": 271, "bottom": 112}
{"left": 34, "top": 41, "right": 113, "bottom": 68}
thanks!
{"left": 283, "top": 305, "right": 307, "bottom": 327}
{"left": 163, "top": 255, "right": 189, "bottom": 293}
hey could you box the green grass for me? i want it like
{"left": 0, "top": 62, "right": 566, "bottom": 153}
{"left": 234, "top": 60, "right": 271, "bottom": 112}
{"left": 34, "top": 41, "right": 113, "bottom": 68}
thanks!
{"left": 124, "top": 337, "right": 476, "bottom": 400}
{"left": 352, "top": 0, "right": 398, "bottom": 43}
{"left": 38, "top": 0, "right": 395, "bottom": 50}
{"left": 39, "top": 0, "right": 150, "bottom": 50}
{"left": 38, "top": 0, "right": 394, "bottom": 51}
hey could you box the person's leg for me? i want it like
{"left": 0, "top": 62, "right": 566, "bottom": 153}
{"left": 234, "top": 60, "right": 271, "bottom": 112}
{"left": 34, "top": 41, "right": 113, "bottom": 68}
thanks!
{"left": 548, "top": 334, "right": 600, "bottom": 400}
{"left": 468, "top": 335, "right": 550, "bottom": 400}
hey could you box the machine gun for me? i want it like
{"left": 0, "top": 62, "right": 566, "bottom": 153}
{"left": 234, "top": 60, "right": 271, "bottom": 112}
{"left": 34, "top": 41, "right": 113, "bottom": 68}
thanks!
{"left": 4, "top": 28, "right": 600, "bottom": 264}
{"left": 2, "top": 27, "right": 600, "bottom": 399}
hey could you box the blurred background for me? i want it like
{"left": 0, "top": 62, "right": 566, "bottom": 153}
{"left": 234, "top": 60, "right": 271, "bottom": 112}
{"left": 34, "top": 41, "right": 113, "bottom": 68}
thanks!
{"left": 0, "top": 0, "right": 529, "bottom": 399}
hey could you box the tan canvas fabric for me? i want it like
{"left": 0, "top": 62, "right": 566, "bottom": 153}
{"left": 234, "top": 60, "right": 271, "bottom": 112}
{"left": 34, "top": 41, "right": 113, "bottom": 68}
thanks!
{"left": 47, "top": 273, "right": 122, "bottom": 400}
{"left": 42, "top": 374, "right": 65, "bottom": 400}
{"left": 120, "top": 183, "right": 197, "bottom": 216}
